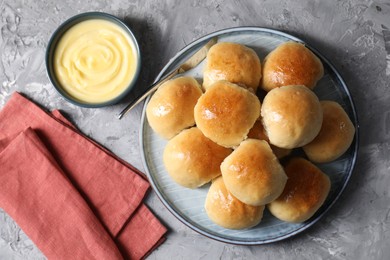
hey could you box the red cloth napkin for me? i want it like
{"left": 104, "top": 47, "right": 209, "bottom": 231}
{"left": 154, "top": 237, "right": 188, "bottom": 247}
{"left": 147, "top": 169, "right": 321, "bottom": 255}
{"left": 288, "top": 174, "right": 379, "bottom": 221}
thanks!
{"left": 0, "top": 92, "right": 167, "bottom": 259}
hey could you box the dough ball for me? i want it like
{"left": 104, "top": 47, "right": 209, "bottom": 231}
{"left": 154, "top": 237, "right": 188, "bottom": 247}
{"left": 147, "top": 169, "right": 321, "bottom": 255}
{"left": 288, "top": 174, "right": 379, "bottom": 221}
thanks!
{"left": 146, "top": 76, "right": 202, "bottom": 139}
{"left": 163, "top": 127, "right": 232, "bottom": 188}
{"left": 203, "top": 42, "right": 262, "bottom": 92}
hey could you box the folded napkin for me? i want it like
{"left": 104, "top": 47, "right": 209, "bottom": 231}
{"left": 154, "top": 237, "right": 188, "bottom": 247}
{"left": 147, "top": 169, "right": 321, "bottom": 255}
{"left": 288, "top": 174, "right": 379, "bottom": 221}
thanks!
{"left": 0, "top": 92, "right": 167, "bottom": 259}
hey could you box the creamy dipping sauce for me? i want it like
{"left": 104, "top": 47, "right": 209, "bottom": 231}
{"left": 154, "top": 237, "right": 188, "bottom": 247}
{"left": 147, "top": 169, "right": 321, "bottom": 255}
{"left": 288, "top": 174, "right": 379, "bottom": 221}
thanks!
{"left": 54, "top": 19, "right": 138, "bottom": 104}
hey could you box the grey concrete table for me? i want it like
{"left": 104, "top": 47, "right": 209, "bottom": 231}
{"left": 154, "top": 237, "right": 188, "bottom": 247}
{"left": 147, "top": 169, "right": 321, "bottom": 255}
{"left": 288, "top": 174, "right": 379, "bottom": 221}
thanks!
{"left": 1, "top": 0, "right": 389, "bottom": 259}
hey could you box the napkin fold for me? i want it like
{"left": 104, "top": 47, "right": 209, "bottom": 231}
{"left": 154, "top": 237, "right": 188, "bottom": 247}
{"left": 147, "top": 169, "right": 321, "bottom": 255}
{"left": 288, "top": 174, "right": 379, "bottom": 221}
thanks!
{"left": 0, "top": 92, "right": 167, "bottom": 259}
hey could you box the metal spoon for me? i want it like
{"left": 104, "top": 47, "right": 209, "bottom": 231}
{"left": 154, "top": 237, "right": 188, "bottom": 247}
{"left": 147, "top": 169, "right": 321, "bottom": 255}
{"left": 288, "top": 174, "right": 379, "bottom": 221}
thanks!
{"left": 117, "top": 37, "right": 218, "bottom": 119}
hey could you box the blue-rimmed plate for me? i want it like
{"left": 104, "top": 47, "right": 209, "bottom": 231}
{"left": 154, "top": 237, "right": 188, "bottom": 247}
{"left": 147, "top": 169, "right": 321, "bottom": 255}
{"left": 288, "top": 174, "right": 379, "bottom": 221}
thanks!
{"left": 140, "top": 27, "right": 359, "bottom": 244}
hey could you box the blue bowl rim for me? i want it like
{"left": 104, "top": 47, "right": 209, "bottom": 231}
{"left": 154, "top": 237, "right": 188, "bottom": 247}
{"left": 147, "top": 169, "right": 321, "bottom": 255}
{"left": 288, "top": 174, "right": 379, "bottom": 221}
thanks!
{"left": 45, "top": 11, "right": 141, "bottom": 108}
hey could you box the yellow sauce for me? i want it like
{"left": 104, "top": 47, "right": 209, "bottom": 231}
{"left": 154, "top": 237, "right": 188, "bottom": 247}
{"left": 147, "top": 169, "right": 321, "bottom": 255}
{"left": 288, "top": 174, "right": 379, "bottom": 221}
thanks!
{"left": 54, "top": 19, "right": 138, "bottom": 104}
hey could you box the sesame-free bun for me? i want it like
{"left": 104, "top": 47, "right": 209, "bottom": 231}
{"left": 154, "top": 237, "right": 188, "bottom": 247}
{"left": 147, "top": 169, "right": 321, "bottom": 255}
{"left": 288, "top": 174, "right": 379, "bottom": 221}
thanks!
{"left": 268, "top": 158, "right": 331, "bottom": 223}
{"left": 205, "top": 177, "right": 265, "bottom": 229}
{"left": 303, "top": 101, "right": 355, "bottom": 163}
{"left": 203, "top": 42, "right": 262, "bottom": 92}
{"left": 262, "top": 41, "right": 324, "bottom": 92}
{"left": 247, "top": 120, "right": 292, "bottom": 159}
{"left": 146, "top": 76, "right": 202, "bottom": 139}
{"left": 261, "top": 85, "right": 323, "bottom": 149}
{"left": 163, "top": 127, "right": 231, "bottom": 189}
{"left": 220, "top": 139, "right": 287, "bottom": 206}
{"left": 194, "top": 81, "right": 261, "bottom": 148}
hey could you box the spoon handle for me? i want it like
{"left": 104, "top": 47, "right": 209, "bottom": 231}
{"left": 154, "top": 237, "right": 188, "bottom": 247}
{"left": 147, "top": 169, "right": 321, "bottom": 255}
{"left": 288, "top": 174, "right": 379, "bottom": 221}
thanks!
{"left": 117, "top": 68, "right": 180, "bottom": 119}
{"left": 117, "top": 37, "right": 217, "bottom": 120}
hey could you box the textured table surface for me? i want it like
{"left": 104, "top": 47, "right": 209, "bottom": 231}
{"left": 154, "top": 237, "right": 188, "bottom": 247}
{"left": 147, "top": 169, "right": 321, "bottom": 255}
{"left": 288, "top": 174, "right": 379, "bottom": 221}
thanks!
{"left": 1, "top": 0, "right": 389, "bottom": 259}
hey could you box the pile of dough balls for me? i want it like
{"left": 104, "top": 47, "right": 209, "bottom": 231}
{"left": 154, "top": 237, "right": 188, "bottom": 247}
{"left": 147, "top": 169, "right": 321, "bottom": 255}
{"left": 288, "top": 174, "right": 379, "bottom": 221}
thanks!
{"left": 146, "top": 41, "right": 355, "bottom": 230}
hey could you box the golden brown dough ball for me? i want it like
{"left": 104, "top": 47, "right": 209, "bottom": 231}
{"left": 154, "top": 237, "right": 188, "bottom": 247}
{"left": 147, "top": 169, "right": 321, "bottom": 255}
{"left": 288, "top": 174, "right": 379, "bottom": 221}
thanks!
{"left": 268, "top": 158, "right": 331, "bottom": 223}
{"left": 262, "top": 41, "right": 324, "bottom": 92}
{"left": 146, "top": 76, "right": 202, "bottom": 139}
{"left": 194, "top": 80, "right": 260, "bottom": 148}
{"left": 205, "top": 177, "right": 265, "bottom": 229}
{"left": 163, "top": 127, "right": 232, "bottom": 189}
{"left": 261, "top": 85, "right": 323, "bottom": 149}
{"left": 303, "top": 101, "right": 355, "bottom": 163}
{"left": 203, "top": 42, "right": 262, "bottom": 92}
{"left": 220, "top": 139, "right": 287, "bottom": 206}
{"left": 247, "top": 120, "right": 292, "bottom": 159}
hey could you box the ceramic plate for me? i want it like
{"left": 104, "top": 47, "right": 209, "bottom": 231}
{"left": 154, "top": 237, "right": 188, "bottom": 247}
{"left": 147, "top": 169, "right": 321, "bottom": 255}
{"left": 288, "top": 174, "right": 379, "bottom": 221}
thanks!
{"left": 140, "top": 27, "right": 359, "bottom": 244}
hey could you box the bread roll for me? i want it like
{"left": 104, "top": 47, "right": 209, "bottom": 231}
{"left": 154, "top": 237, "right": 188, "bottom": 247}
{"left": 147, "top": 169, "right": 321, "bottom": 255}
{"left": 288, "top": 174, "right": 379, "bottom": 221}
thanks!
{"left": 303, "top": 101, "right": 355, "bottom": 163}
{"left": 220, "top": 139, "right": 287, "bottom": 206}
{"left": 203, "top": 42, "right": 262, "bottom": 92}
{"left": 261, "top": 85, "right": 323, "bottom": 149}
{"left": 163, "top": 127, "right": 232, "bottom": 189}
{"left": 247, "top": 120, "right": 292, "bottom": 159}
{"left": 268, "top": 158, "right": 331, "bottom": 223}
{"left": 146, "top": 76, "right": 202, "bottom": 139}
{"left": 205, "top": 177, "right": 265, "bottom": 229}
{"left": 194, "top": 80, "right": 260, "bottom": 148}
{"left": 262, "top": 41, "right": 324, "bottom": 92}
